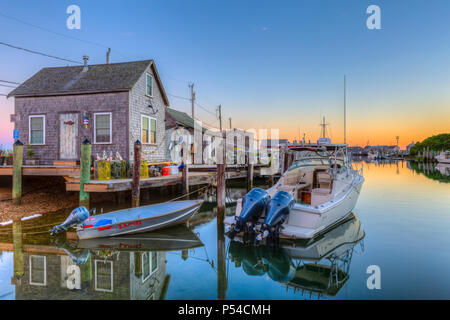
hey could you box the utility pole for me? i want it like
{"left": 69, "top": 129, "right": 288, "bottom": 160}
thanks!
{"left": 106, "top": 48, "right": 111, "bottom": 64}
{"left": 189, "top": 83, "right": 195, "bottom": 119}
{"left": 218, "top": 105, "right": 223, "bottom": 131}
{"left": 229, "top": 117, "right": 232, "bottom": 129}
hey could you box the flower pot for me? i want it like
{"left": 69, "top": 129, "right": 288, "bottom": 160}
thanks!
{"left": 6, "top": 157, "right": 13, "bottom": 166}
{"left": 0, "top": 157, "right": 4, "bottom": 166}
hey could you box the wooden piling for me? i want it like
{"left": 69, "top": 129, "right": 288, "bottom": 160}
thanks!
{"left": 12, "top": 219, "right": 24, "bottom": 280}
{"left": 246, "top": 154, "right": 254, "bottom": 191}
{"left": 79, "top": 139, "right": 92, "bottom": 208}
{"left": 12, "top": 140, "right": 23, "bottom": 205}
{"left": 216, "top": 164, "right": 226, "bottom": 213}
{"left": 132, "top": 140, "right": 142, "bottom": 208}
{"left": 283, "top": 150, "right": 289, "bottom": 173}
{"left": 182, "top": 163, "right": 189, "bottom": 197}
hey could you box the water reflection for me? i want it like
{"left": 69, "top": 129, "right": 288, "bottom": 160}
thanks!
{"left": 228, "top": 213, "right": 365, "bottom": 299}
{"left": 6, "top": 224, "right": 204, "bottom": 300}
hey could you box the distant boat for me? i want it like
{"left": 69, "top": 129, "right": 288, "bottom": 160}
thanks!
{"left": 51, "top": 200, "right": 204, "bottom": 240}
{"left": 436, "top": 151, "right": 450, "bottom": 164}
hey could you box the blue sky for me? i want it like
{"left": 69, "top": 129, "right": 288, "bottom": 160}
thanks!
{"left": 1, "top": 0, "right": 449, "bottom": 148}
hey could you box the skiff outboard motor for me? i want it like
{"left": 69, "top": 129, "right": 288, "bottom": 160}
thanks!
{"left": 257, "top": 191, "right": 295, "bottom": 241}
{"left": 229, "top": 188, "right": 270, "bottom": 238}
{"left": 50, "top": 206, "right": 90, "bottom": 235}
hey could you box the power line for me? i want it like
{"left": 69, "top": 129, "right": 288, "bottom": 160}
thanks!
{"left": 167, "top": 93, "right": 191, "bottom": 101}
{"left": 0, "top": 83, "right": 16, "bottom": 88}
{"left": 195, "top": 102, "right": 217, "bottom": 116}
{"left": 0, "top": 11, "right": 131, "bottom": 60}
{"left": 0, "top": 41, "right": 81, "bottom": 64}
{"left": 0, "top": 80, "right": 20, "bottom": 85}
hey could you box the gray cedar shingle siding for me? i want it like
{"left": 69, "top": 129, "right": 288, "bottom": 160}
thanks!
{"left": 129, "top": 64, "right": 167, "bottom": 162}
{"left": 10, "top": 60, "right": 170, "bottom": 162}
{"left": 15, "top": 92, "right": 129, "bottom": 161}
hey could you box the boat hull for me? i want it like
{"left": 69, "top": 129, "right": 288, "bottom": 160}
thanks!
{"left": 281, "top": 176, "right": 364, "bottom": 239}
{"left": 76, "top": 200, "right": 203, "bottom": 240}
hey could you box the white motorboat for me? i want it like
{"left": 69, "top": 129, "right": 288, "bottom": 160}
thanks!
{"left": 435, "top": 151, "right": 450, "bottom": 164}
{"left": 225, "top": 139, "right": 365, "bottom": 240}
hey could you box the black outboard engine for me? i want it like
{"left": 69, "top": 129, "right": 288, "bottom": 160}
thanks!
{"left": 50, "top": 206, "right": 90, "bottom": 235}
{"left": 230, "top": 188, "right": 270, "bottom": 237}
{"left": 257, "top": 191, "right": 295, "bottom": 241}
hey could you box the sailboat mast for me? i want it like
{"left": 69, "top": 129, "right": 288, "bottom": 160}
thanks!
{"left": 344, "top": 75, "right": 347, "bottom": 145}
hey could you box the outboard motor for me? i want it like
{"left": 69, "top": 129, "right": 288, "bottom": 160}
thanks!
{"left": 50, "top": 206, "right": 90, "bottom": 235}
{"left": 230, "top": 188, "right": 270, "bottom": 238}
{"left": 257, "top": 191, "right": 295, "bottom": 241}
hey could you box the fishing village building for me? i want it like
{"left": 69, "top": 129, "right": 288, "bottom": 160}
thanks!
{"left": 165, "top": 107, "right": 220, "bottom": 164}
{"left": 7, "top": 58, "right": 170, "bottom": 163}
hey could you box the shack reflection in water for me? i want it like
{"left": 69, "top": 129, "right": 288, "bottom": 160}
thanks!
{"left": 228, "top": 213, "right": 365, "bottom": 299}
{"left": 7, "top": 225, "right": 203, "bottom": 300}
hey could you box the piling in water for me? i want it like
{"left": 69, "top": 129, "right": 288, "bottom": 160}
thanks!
{"left": 12, "top": 219, "right": 24, "bottom": 280}
{"left": 132, "top": 140, "right": 142, "bottom": 208}
{"left": 216, "top": 164, "right": 226, "bottom": 213}
{"left": 182, "top": 163, "right": 189, "bottom": 199}
{"left": 12, "top": 140, "right": 23, "bottom": 205}
{"left": 79, "top": 139, "right": 92, "bottom": 208}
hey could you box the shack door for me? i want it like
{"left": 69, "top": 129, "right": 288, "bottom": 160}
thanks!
{"left": 59, "top": 113, "right": 79, "bottom": 160}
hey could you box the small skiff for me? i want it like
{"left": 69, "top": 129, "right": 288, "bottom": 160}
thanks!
{"left": 51, "top": 200, "right": 204, "bottom": 240}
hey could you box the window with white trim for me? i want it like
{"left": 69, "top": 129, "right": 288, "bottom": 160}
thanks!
{"left": 29, "top": 255, "right": 46, "bottom": 286}
{"left": 151, "top": 251, "right": 158, "bottom": 274}
{"left": 142, "top": 252, "right": 150, "bottom": 282}
{"left": 94, "top": 113, "right": 112, "bottom": 144}
{"left": 141, "top": 115, "right": 156, "bottom": 144}
{"left": 29, "top": 115, "right": 45, "bottom": 145}
{"left": 95, "top": 260, "right": 113, "bottom": 292}
{"left": 146, "top": 74, "right": 153, "bottom": 96}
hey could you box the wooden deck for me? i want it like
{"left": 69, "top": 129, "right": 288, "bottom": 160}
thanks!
{"left": 1, "top": 162, "right": 272, "bottom": 193}
{"left": 0, "top": 165, "right": 80, "bottom": 176}
{"left": 66, "top": 172, "right": 216, "bottom": 193}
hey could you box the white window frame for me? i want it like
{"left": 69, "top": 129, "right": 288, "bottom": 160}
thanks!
{"left": 29, "top": 255, "right": 47, "bottom": 286}
{"left": 146, "top": 73, "right": 153, "bottom": 97}
{"left": 94, "top": 260, "right": 113, "bottom": 293}
{"left": 141, "top": 252, "right": 151, "bottom": 282}
{"left": 150, "top": 251, "right": 158, "bottom": 275}
{"left": 94, "top": 112, "right": 112, "bottom": 144}
{"left": 29, "top": 115, "right": 46, "bottom": 145}
{"left": 141, "top": 114, "right": 156, "bottom": 144}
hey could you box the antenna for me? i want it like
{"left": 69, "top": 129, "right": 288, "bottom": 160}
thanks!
{"left": 319, "top": 116, "right": 329, "bottom": 138}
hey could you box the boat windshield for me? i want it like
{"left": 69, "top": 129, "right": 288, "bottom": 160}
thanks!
{"left": 290, "top": 158, "right": 345, "bottom": 169}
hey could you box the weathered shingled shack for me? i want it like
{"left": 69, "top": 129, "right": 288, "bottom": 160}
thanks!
{"left": 7, "top": 58, "right": 170, "bottom": 163}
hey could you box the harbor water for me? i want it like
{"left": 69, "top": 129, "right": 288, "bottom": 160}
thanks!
{"left": 0, "top": 160, "right": 449, "bottom": 300}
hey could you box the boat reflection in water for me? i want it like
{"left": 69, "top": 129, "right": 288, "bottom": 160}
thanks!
{"left": 7, "top": 224, "right": 203, "bottom": 300}
{"left": 228, "top": 213, "right": 365, "bottom": 298}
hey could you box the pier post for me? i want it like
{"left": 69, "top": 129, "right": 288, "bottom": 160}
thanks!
{"left": 12, "top": 219, "right": 24, "bottom": 282}
{"left": 182, "top": 163, "right": 189, "bottom": 197}
{"left": 79, "top": 139, "right": 92, "bottom": 208}
{"left": 132, "top": 140, "right": 142, "bottom": 208}
{"left": 217, "top": 208, "right": 227, "bottom": 300}
{"left": 246, "top": 153, "right": 253, "bottom": 192}
{"left": 283, "top": 150, "right": 289, "bottom": 173}
{"left": 216, "top": 164, "right": 226, "bottom": 214}
{"left": 12, "top": 140, "right": 23, "bottom": 205}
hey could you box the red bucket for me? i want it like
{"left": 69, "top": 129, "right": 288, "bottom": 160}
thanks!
{"left": 162, "top": 167, "right": 171, "bottom": 176}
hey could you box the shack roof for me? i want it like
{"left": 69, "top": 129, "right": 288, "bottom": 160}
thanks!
{"left": 8, "top": 60, "right": 169, "bottom": 105}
